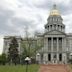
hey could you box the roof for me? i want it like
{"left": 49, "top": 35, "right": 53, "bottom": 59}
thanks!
{"left": 4, "top": 36, "right": 22, "bottom": 39}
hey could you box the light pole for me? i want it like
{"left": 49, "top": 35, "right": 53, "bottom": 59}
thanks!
{"left": 25, "top": 57, "right": 31, "bottom": 72}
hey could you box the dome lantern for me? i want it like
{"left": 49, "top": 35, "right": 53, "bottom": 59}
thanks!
{"left": 50, "top": 4, "right": 60, "bottom": 16}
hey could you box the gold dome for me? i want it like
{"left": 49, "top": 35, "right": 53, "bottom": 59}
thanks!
{"left": 50, "top": 4, "right": 60, "bottom": 16}
{"left": 50, "top": 10, "right": 60, "bottom": 15}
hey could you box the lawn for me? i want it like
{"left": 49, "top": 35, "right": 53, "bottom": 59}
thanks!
{"left": 0, "top": 64, "right": 39, "bottom": 72}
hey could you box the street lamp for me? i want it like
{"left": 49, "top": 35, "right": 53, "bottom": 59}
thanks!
{"left": 25, "top": 57, "right": 31, "bottom": 72}
{"left": 36, "top": 53, "right": 40, "bottom": 64}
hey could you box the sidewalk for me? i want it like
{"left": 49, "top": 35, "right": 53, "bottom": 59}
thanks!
{"left": 39, "top": 64, "right": 70, "bottom": 72}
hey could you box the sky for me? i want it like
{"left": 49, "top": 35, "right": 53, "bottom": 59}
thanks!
{"left": 0, "top": 0, "right": 72, "bottom": 54}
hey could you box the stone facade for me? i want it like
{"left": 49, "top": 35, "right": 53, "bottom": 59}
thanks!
{"left": 3, "top": 36, "right": 22, "bottom": 55}
{"left": 36, "top": 4, "right": 72, "bottom": 64}
{"left": 3, "top": 36, "right": 37, "bottom": 56}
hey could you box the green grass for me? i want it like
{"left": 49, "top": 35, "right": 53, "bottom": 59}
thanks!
{"left": 0, "top": 64, "right": 39, "bottom": 72}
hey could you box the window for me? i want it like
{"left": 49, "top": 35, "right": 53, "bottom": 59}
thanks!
{"left": 61, "top": 26, "right": 62, "bottom": 31}
{"left": 59, "top": 54, "right": 62, "bottom": 61}
{"left": 48, "top": 54, "right": 51, "bottom": 61}
{"left": 54, "top": 25, "right": 56, "bottom": 30}
{"left": 48, "top": 26, "right": 49, "bottom": 31}
{"left": 50, "top": 25, "right": 52, "bottom": 30}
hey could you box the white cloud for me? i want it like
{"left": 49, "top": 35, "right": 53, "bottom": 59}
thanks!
{"left": 53, "top": 0, "right": 70, "bottom": 5}
{"left": 0, "top": 0, "right": 72, "bottom": 54}
{"left": 62, "top": 14, "right": 72, "bottom": 33}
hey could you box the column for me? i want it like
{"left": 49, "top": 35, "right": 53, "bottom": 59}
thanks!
{"left": 43, "top": 53, "right": 48, "bottom": 64}
{"left": 51, "top": 37, "right": 53, "bottom": 63}
{"left": 52, "top": 25, "right": 54, "bottom": 30}
{"left": 62, "top": 38, "right": 67, "bottom": 63}
{"left": 62, "top": 38, "right": 63, "bottom": 51}
{"left": 51, "top": 37, "right": 53, "bottom": 52}
{"left": 56, "top": 25, "right": 58, "bottom": 30}
{"left": 49, "top": 26, "right": 50, "bottom": 31}
{"left": 46, "top": 38, "right": 48, "bottom": 52}
{"left": 44, "top": 38, "right": 48, "bottom": 52}
{"left": 57, "top": 38, "right": 59, "bottom": 63}
{"left": 62, "top": 38, "right": 63, "bottom": 63}
{"left": 62, "top": 37, "right": 66, "bottom": 52}
{"left": 57, "top": 38, "right": 59, "bottom": 52}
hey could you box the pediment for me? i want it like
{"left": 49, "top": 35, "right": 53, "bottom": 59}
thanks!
{"left": 44, "top": 30, "right": 66, "bottom": 35}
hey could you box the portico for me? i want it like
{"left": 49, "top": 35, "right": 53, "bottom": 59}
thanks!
{"left": 42, "top": 35, "right": 67, "bottom": 64}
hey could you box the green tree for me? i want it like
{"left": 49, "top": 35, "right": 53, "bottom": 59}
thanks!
{"left": 21, "top": 38, "right": 43, "bottom": 63}
{"left": 21, "top": 37, "right": 43, "bottom": 64}
{"left": 21, "top": 28, "right": 43, "bottom": 64}
{"left": 8, "top": 37, "right": 20, "bottom": 65}
{"left": 0, "top": 53, "right": 7, "bottom": 65}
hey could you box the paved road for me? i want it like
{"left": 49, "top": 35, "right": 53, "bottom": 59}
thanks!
{"left": 39, "top": 64, "right": 70, "bottom": 72}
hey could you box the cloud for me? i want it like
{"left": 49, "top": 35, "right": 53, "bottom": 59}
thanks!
{"left": 11, "top": 17, "right": 36, "bottom": 35}
{"left": 0, "top": 0, "right": 72, "bottom": 54}
{"left": 0, "top": 7, "right": 15, "bottom": 35}
{"left": 0, "top": 0, "right": 72, "bottom": 35}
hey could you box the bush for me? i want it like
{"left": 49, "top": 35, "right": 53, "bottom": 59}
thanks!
{"left": 0, "top": 53, "right": 7, "bottom": 65}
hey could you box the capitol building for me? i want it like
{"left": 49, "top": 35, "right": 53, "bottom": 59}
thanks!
{"left": 3, "top": 4, "right": 72, "bottom": 64}
{"left": 36, "top": 4, "right": 72, "bottom": 64}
